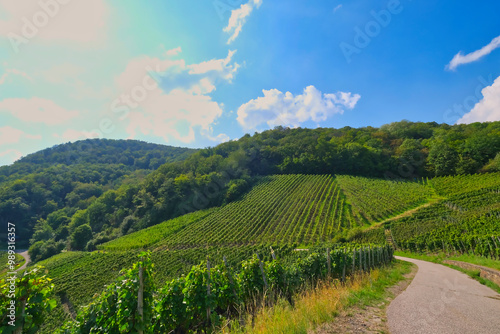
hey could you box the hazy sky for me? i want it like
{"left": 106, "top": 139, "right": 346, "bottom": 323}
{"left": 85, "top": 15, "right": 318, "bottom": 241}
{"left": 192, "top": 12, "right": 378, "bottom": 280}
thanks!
{"left": 0, "top": 0, "right": 499, "bottom": 166}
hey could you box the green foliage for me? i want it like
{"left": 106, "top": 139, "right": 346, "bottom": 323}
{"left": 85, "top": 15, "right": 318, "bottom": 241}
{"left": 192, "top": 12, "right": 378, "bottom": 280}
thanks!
{"left": 58, "top": 252, "right": 155, "bottom": 334}
{"left": 0, "top": 266, "right": 56, "bottom": 334}
{"left": 157, "top": 175, "right": 365, "bottom": 247}
{"left": 59, "top": 245, "right": 392, "bottom": 333}
{"left": 99, "top": 209, "right": 215, "bottom": 251}
{"left": 69, "top": 224, "right": 93, "bottom": 251}
{"left": 335, "top": 175, "right": 435, "bottom": 222}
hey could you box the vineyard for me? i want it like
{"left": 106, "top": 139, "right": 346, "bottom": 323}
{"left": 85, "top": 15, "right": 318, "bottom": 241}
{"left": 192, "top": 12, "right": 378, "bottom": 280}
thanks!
{"left": 3, "top": 171, "right": 499, "bottom": 333}
{"left": 357, "top": 173, "right": 500, "bottom": 258}
{"left": 2, "top": 245, "right": 393, "bottom": 333}
{"left": 335, "top": 175, "right": 436, "bottom": 222}
{"left": 100, "top": 174, "right": 436, "bottom": 249}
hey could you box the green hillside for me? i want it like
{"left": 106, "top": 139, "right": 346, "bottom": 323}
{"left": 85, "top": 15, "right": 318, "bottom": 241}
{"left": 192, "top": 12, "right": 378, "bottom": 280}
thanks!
{"left": 358, "top": 172, "right": 500, "bottom": 256}
{"left": 0, "top": 139, "right": 195, "bottom": 250}
{"left": 101, "top": 174, "right": 435, "bottom": 249}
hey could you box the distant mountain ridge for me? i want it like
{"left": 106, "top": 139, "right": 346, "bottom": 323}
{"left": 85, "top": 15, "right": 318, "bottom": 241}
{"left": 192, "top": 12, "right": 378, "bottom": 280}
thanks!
{"left": 0, "top": 139, "right": 197, "bottom": 181}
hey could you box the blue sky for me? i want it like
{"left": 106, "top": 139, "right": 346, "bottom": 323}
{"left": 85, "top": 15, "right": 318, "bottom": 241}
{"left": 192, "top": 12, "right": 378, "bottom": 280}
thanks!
{"left": 0, "top": 0, "right": 499, "bottom": 166}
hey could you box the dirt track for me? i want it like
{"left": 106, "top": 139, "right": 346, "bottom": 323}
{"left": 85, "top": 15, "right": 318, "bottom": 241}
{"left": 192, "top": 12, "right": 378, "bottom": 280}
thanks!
{"left": 388, "top": 256, "right": 500, "bottom": 334}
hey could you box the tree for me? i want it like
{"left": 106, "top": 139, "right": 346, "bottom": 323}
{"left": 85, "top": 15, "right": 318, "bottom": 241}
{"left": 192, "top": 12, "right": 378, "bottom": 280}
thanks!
{"left": 427, "top": 142, "right": 458, "bottom": 176}
{"left": 70, "top": 224, "right": 93, "bottom": 250}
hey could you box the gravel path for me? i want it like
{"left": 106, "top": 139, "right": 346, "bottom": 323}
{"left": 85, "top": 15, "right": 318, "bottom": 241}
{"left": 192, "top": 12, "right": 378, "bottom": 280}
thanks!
{"left": 388, "top": 256, "right": 500, "bottom": 334}
{"left": 16, "top": 249, "right": 30, "bottom": 271}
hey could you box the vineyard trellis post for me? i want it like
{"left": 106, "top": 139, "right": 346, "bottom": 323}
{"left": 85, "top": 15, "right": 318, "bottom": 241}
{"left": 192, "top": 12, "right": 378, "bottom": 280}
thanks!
{"left": 342, "top": 249, "right": 346, "bottom": 283}
{"left": 270, "top": 246, "right": 276, "bottom": 260}
{"left": 223, "top": 256, "right": 238, "bottom": 298}
{"left": 327, "top": 248, "right": 331, "bottom": 278}
{"left": 13, "top": 299, "right": 26, "bottom": 334}
{"left": 359, "top": 249, "right": 362, "bottom": 272}
{"left": 368, "top": 247, "right": 371, "bottom": 270}
{"left": 256, "top": 253, "right": 268, "bottom": 290}
{"left": 352, "top": 248, "right": 356, "bottom": 275}
{"left": 138, "top": 263, "right": 144, "bottom": 334}
{"left": 207, "top": 257, "right": 211, "bottom": 323}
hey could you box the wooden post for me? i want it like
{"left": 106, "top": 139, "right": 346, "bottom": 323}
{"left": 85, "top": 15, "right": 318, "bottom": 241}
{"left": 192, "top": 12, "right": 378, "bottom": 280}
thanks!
{"left": 359, "top": 248, "right": 362, "bottom": 272}
{"left": 207, "top": 257, "right": 211, "bottom": 322}
{"left": 327, "top": 248, "right": 331, "bottom": 278}
{"left": 270, "top": 246, "right": 276, "bottom": 260}
{"left": 368, "top": 247, "right": 371, "bottom": 270}
{"left": 352, "top": 249, "right": 356, "bottom": 274}
{"left": 342, "top": 249, "right": 346, "bottom": 283}
{"left": 256, "top": 254, "right": 268, "bottom": 290}
{"left": 223, "top": 256, "right": 238, "bottom": 298}
{"left": 13, "top": 299, "right": 26, "bottom": 334}
{"left": 351, "top": 249, "right": 355, "bottom": 274}
{"left": 138, "top": 264, "right": 144, "bottom": 334}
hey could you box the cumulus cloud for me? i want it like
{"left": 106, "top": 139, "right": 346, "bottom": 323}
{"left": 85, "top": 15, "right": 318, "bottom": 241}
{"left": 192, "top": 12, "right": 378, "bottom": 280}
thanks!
{"left": 0, "top": 126, "right": 41, "bottom": 146}
{"left": 457, "top": 75, "right": 500, "bottom": 124}
{"left": 165, "top": 46, "right": 182, "bottom": 56}
{"left": 0, "top": 0, "right": 107, "bottom": 46}
{"left": 237, "top": 85, "right": 361, "bottom": 129}
{"left": 114, "top": 49, "right": 239, "bottom": 143}
{"left": 0, "top": 97, "right": 79, "bottom": 125}
{"left": 223, "top": 0, "right": 262, "bottom": 44}
{"left": 446, "top": 35, "right": 500, "bottom": 71}
{"left": 0, "top": 68, "right": 33, "bottom": 85}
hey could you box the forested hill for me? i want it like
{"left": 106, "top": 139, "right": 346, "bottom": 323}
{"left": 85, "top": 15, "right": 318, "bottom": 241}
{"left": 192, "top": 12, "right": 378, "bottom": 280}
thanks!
{"left": 0, "top": 139, "right": 196, "bottom": 248}
{"left": 0, "top": 139, "right": 196, "bottom": 181}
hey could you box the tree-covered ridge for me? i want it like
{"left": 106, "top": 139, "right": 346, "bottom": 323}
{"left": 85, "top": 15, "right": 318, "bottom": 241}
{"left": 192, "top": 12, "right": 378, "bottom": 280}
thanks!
{"left": 0, "top": 139, "right": 196, "bottom": 250}
{"left": 0, "top": 138, "right": 196, "bottom": 182}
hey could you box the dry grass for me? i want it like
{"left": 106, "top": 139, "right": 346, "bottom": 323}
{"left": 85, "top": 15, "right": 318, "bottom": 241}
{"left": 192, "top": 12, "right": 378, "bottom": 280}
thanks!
{"left": 219, "top": 261, "right": 413, "bottom": 334}
{"left": 221, "top": 272, "right": 378, "bottom": 334}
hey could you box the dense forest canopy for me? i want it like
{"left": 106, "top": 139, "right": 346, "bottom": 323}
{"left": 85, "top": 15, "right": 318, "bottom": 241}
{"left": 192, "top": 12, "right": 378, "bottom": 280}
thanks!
{"left": 0, "top": 139, "right": 196, "bottom": 249}
{"left": 0, "top": 139, "right": 196, "bottom": 182}
{"left": 2, "top": 121, "right": 499, "bottom": 262}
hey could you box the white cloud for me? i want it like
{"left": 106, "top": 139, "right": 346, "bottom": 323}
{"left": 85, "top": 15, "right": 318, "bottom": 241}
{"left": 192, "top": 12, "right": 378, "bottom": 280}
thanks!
{"left": 457, "top": 75, "right": 500, "bottom": 124}
{"left": 0, "top": 0, "right": 107, "bottom": 45}
{"left": 446, "top": 35, "right": 500, "bottom": 71}
{"left": 237, "top": 85, "right": 361, "bottom": 129}
{"left": 333, "top": 4, "right": 343, "bottom": 13}
{"left": 0, "top": 126, "right": 41, "bottom": 146}
{"left": 165, "top": 46, "right": 182, "bottom": 56}
{"left": 223, "top": 0, "right": 262, "bottom": 44}
{"left": 115, "top": 49, "right": 239, "bottom": 144}
{"left": 0, "top": 97, "right": 79, "bottom": 125}
{"left": 52, "top": 129, "right": 100, "bottom": 141}
{"left": 0, "top": 68, "right": 33, "bottom": 85}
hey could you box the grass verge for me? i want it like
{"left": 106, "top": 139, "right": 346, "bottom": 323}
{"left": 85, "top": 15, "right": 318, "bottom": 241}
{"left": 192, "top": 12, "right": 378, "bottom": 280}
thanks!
{"left": 395, "top": 251, "right": 500, "bottom": 294}
{"left": 220, "top": 260, "right": 413, "bottom": 334}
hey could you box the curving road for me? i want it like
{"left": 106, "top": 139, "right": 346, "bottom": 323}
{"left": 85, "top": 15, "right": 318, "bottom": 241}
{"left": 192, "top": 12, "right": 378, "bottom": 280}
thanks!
{"left": 388, "top": 256, "right": 500, "bottom": 334}
{"left": 16, "top": 249, "right": 30, "bottom": 271}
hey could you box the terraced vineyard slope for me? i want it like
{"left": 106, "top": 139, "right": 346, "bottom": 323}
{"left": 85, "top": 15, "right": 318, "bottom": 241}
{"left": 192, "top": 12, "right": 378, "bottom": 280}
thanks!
{"left": 360, "top": 172, "right": 500, "bottom": 256}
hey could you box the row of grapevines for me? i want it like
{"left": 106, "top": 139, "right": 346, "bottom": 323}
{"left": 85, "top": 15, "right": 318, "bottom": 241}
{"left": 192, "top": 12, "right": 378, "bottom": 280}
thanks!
{"left": 151, "top": 175, "right": 359, "bottom": 247}
{"left": 335, "top": 175, "right": 435, "bottom": 222}
{"left": 57, "top": 245, "right": 393, "bottom": 333}
{"left": 429, "top": 172, "right": 500, "bottom": 196}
